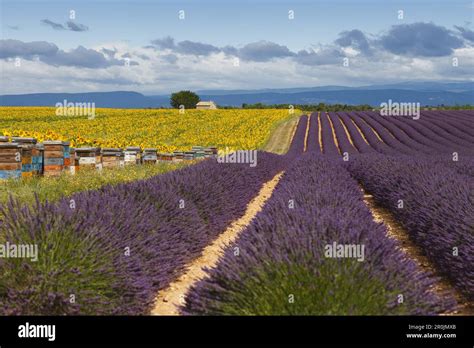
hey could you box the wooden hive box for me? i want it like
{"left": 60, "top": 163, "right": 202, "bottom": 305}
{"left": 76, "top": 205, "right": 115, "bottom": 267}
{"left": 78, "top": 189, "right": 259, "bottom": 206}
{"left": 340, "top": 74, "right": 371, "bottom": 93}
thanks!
{"left": 184, "top": 151, "right": 195, "bottom": 161}
{"left": 193, "top": 150, "right": 206, "bottom": 159}
{"left": 69, "top": 148, "right": 76, "bottom": 174}
{"left": 20, "top": 145, "right": 34, "bottom": 178}
{"left": 124, "top": 147, "right": 141, "bottom": 165}
{"left": 43, "top": 141, "right": 65, "bottom": 177}
{"left": 158, "top": 152, "right": 174, "bottom": 162}
{"left": 75, "top": 147, "right": 101, "bottom": 170}
{"left": 204, "top": 147, "right": 218, "bottom": 158}
{"left": 31, "top": 145, "right": 41, "bottom": 175}
{"left": 12, "top": 137, "right": 38, "bottom": 177}
{"left": 33, "top": 143, "right": 44, "bottom": 175}
{"left": 0, "top": 143, "right": 22, "bottom": 179}
{"left": 62, "top": 141, "right": 71, "bottom": 170}
{"left": 173, "top": 151, "right": 184, "bottom": 162}
{"left": 142, "top": 148, "right": 158, "bottom": 164}
{"left": 101, "top": 148, "right": 123, "bottom": 168}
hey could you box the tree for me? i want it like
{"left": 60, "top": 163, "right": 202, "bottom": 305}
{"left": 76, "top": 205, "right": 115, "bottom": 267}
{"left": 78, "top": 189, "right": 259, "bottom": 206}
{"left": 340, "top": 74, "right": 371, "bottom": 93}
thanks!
{"left": 170, "top": 90, "right": 200, "bottom": 109}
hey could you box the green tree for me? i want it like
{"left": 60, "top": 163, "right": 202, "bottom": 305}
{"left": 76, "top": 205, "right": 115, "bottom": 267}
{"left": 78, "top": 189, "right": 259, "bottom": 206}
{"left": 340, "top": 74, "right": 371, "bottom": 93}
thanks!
{"left": 170, "top": 90, "right": 200, "bottom": 109}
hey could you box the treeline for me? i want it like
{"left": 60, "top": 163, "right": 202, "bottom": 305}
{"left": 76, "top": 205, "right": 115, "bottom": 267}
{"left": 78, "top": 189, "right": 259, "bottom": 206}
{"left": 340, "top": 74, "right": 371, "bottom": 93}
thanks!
{"left": 223, "top": 103, "right": 374, "bottom": 111}
{"left": 217, "top": 103, "right": 474, "bottom": 111}
{"left": 433, "top": 104, "right": 474, "bottom": 110}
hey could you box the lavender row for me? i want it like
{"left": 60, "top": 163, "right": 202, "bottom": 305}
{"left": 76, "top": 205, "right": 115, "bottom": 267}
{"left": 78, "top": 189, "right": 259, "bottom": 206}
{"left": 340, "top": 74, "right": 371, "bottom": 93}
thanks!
{"left": 346, "top": 155, "right": 474, "bottom": 300}
{"left": 355, "top": 111, "right": 436, "bottom": 155}
{"left": 286, "top": 115, "right": 308, "bottom": 158}
{"left": 319, "top": 112, "right": 341, "bottom": 156}
{"left": 420, "top": 112, "right": 474, "bottom": 144}
{"left": 385, "top": 113, "right": 474, "bottom": 156}
{"left": 410, "top": 115, "right": 474, "bottom": 153}
{"left": 305, "top": 113, "right": 321, "bottom": 153}
{"left": 381, "top": 114, "right": 457, "bottom": 155}
{"left": 327, "top": 112, "right": 358, "bottom": 155}
{"left": 182, "top": 155, "right": 455, "bottom": 315}
{"left": 348, "top": 112, "right": 401, "bottom": 155}
{"left": 0, "top": 152, "right": 286, "bottom": 315}
{"left": 336, "top": 112, "right": 375, "bottom": 153}
{"left": 426, "top": 110, "right": 474, "bottom": 132}
{"left": 331, "top": 111, "right": 473, "bottom": 157}
{"left": 353, "top": 112, "right": 420, "bottom": 155}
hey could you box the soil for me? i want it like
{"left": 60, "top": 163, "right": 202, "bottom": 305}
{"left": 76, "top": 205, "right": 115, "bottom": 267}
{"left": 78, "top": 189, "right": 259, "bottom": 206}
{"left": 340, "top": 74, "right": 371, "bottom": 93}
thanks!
{"left": 151, "top": 171, "right": 285, "bottom": 315}
{"left": 362, "top": 191, "right": 473, "bottom": 315}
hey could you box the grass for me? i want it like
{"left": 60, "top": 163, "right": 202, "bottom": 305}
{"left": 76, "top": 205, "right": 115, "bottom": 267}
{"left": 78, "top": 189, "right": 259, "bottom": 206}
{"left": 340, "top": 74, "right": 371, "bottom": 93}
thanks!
{"left": 262, "top": 114, "right": 300, "bottom": 154}
{"left": 0, "top": 162, "right": 189, "bottom": 206}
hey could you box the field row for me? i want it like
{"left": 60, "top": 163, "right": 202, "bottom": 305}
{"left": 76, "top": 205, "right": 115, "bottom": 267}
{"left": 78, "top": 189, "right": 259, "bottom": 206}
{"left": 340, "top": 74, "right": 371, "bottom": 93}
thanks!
{"left": 299, "top": 110, "right": 474, "bottom": 158}
{"left": 182, "top": 110, "right": 473, "bottom": 314}
{"left": 182, "top": 154, "right": 457, "bottom": 315}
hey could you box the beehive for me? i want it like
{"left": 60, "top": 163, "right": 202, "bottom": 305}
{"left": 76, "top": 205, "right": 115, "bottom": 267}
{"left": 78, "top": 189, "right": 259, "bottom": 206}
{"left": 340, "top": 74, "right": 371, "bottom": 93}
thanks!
{"left": 12, "top": 137, "right": 38, "bottom": 177}
{"left": 20, "top": 145, "right": 34, "bottom": 177}
{"left": 63, "top": 141, "right": 71, "bottom": 170}
{"left": 0, "top": 143, "right": 22, "bottom": 179}
{"left": 101, "top": 148, "right": 123, "bottom": 168}
{"left": 34, "top": 144, "right": 44, "bottom": 175}
{"left": 69, "top": 148, "right": 77, "bottom": 174}
{"left": 203, "top": 147, "right": 218, "bottom": 158}
{"left": 124, "top": 147, "right": 141, "bottom": 165}
{"left": 193, "top": 150, "right": 206, "bottom": 159}
{"left": 157, "top": 153, "right": 174, "bottom": 162}
{"left": 43, "top": 141, "right": 66, "bottom": 177}
{"left": 75, "top": 147, "right": 101, "bottom": 170}
{"left": 184, "top": 151, "right": 195, "bottom": 161}
{"left": 142, "top": 148, "right": 158, "bottom": 164}
{"left": 173, "top": 151, "right": 184, "bottom": 162}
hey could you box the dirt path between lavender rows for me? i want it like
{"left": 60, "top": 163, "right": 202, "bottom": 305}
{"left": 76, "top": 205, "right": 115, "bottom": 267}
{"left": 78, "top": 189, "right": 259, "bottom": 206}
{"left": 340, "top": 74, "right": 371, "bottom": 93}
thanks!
{"left": 151, "top": 171, "right": 285, "bottom": 315}
{"left": 362, "top": 191, "right": 473, "bottom": 315}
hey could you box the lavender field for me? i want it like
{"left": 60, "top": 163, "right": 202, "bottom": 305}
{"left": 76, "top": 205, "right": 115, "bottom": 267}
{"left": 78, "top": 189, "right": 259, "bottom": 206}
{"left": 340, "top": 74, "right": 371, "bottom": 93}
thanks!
{"left": 2, "top": 1, "right": 474, "bottom": 345}
{"left": 0, "top": 110, "right": 472, "bottom": 316}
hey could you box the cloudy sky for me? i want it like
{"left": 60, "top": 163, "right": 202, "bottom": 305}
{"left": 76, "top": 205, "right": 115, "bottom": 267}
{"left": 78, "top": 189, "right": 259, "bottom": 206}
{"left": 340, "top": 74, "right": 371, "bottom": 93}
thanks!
{"left": 1, "top": 0, "right": 473, "bottom": 95}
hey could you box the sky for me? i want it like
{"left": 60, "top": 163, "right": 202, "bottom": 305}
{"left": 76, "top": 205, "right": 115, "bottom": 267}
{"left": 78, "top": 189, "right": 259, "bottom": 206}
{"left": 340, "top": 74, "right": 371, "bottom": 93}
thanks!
{"left": 1, "top": 0, "right": 473, "bottom": 95}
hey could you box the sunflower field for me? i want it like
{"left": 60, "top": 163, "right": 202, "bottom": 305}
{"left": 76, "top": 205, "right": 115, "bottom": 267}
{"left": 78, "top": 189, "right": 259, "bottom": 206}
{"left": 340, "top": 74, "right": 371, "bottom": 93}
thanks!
{"left": 0, "top": 107, "right": 295, "bottom": 152}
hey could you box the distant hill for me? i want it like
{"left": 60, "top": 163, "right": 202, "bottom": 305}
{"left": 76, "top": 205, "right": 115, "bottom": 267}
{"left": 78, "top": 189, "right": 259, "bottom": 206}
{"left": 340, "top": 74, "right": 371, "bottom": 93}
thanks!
{"left": 197, "top": 81, "right": 474, "bottom": 95}
{"left": 198, "top": 89, "right": 473, "bottom": 107}
{"left": 1, "top": 82, "right": 472, "bottom": 108}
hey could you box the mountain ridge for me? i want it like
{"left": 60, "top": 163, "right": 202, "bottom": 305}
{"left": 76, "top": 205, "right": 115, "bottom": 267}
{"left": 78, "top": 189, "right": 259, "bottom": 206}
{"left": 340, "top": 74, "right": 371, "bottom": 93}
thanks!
{"left": 1, "top": 82, "right": 472, "bottom": 108}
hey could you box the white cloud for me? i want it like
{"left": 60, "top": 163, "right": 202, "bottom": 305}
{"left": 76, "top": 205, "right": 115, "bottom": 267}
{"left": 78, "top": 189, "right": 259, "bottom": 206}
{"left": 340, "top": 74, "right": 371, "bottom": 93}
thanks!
{"left": 1, "top": 23, "right": 473, "bottom": 95}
